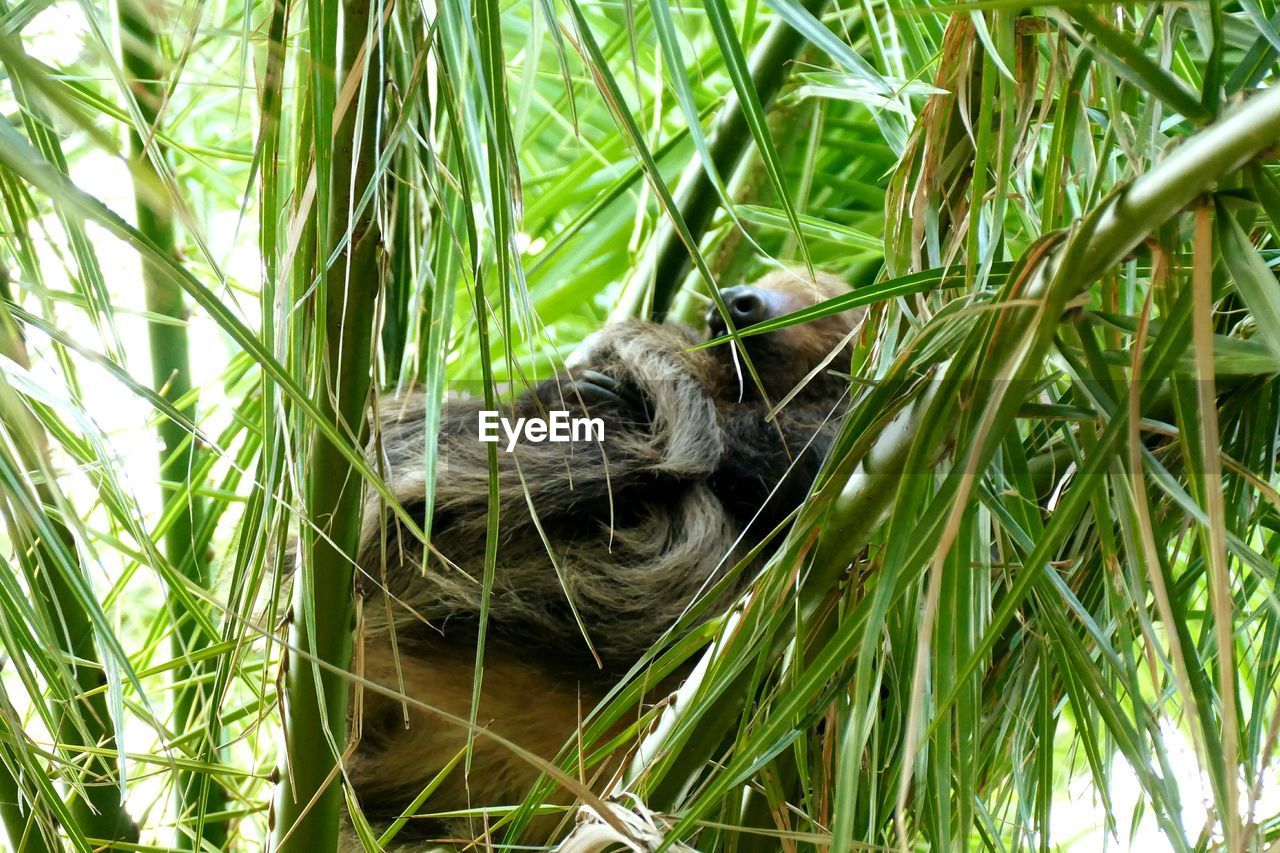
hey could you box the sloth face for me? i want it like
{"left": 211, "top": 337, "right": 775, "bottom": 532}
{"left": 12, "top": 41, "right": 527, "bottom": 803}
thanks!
{"left": 705, "top": 270, "right": 863, "bottom": 399}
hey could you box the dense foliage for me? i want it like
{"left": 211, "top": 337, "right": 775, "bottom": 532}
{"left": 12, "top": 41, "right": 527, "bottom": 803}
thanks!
{"left": 0, "top": 0, "right": 1279, "bottom": 850}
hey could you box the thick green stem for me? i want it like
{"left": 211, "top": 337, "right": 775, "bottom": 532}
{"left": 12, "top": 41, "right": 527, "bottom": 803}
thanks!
{"left": 633, "top": 0, "right": 830, "bottom": 321}
{"left": 0, "top": 602, "right": 56, "bottom": 853}
{"left": 117, "top": 6, "right": 224, "bottom": 848}
{"left": 0, "top": 755, "right": 49, "bottom": 853}
{"left": 270, "top": 1, "right": 382, "bottom": 848}
{"left": 0, "top": 738, "right": 32, "bottom": 853}
{"left": 1079, "top": 86, "right": 1280, "bottom": 284}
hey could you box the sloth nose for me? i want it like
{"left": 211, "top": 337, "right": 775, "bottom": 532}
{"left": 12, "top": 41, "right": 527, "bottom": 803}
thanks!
{"left": 727, "top": 286, "right": 767, "bottom": 324}
{"left": 707, "top": 285, "right": 768, "bottom": 333}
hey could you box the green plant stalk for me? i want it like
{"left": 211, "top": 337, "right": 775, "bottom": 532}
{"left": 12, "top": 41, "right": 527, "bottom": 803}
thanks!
{"left": 0, "top": 701, "right": 55, "bottom": 852}
{"left": 666, "top": 98, "right": 805, "bottom": 327}
{"left": 634, "top": 82, "right": 1280, "bottom": 816}
{"left": 117, "top": 8, "right": 224, "bottom": 848}
{"left": 270, "top": 0, "right": 382, "bottom": 847}
{"left": 0, "top": 742, "right": 31, "bottom": 853}
{"left": 634, "top": 0, "right": 831, "bottom": 321}
{"left": 1079, "top": 87, "right": 1280, "bottom": 285}
{"left": 0, "top": 285, "right": 136, "bottom": 847}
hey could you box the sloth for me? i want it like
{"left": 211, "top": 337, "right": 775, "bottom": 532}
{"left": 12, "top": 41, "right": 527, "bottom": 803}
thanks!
{"left": 346, "top": 270, "right": 862, "bottom": 846}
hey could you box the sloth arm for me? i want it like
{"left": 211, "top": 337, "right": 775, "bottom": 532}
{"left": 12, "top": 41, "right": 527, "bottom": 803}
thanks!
{"left": 365, "top": 321, "right": 726, "bottom": 540}
{"left": 712, "top": 403, "right": 840, "bottom": 535}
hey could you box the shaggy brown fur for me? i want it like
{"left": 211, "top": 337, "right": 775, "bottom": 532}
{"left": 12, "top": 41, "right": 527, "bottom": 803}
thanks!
{"left": 347, "top": 270, "right": 860, "bottom": 848}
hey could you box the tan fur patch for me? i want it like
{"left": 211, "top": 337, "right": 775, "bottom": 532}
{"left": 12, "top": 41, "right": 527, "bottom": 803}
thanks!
{"left": 751, "top": 269, "right": 863, "bottom": 367}
{"left": 349, "top": 640, "right": 626, "bottom": 845}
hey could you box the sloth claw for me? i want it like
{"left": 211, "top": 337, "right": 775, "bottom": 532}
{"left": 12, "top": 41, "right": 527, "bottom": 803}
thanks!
{"left": 574, "top": 370, "right": 651, "bottom": 422}
{"left": 567, "top": 371, "right": 620, "bottom": 408}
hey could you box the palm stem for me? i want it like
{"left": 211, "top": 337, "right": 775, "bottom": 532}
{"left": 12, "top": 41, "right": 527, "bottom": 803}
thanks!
{"left": 638, "top": 0, "right": 830, "bottom": 320}
{"left": 117, "top": 7, "right": 225, "bottom": 848}
{"left": 0, "top": 742, "right": 51, "bottom": 853}
{"left": 269, "top": 0, "right": 383, "bottom": 848}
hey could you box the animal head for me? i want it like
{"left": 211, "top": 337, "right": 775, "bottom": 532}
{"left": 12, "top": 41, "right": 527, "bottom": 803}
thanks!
{"left": 705, "top": 270, "right": 863, "bottom": 401}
